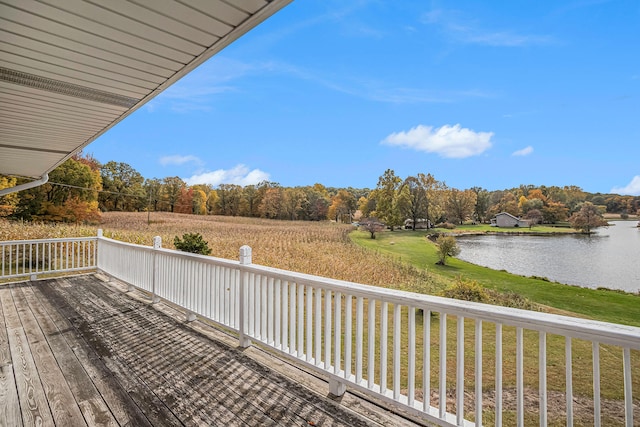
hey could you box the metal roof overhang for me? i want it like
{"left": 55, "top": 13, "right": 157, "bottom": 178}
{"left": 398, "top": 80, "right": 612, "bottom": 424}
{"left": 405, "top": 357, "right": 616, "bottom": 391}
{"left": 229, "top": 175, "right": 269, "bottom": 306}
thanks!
{"left": 0, "top": 0, "right": 291, "bottom": 194}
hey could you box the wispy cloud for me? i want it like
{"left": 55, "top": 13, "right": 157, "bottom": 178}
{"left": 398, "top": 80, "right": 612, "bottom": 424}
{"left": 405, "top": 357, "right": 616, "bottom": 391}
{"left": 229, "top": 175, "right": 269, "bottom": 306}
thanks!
{"left": 262, "top": 60, "right": 492, "bottom": 104}
{"left": 148, "top": 58, "right": 256, "bottom": 112}
{"left": 611, "top": 176, "right": 640, "bottom": 196}
{"left": 184, "top": 164, "right": 270, "bottom": 187}
{"left": 381, "top": 124, "right": 493, "bottom": 158}
{"left": 422, "top": 8, "right": 555, "bottom": 47}
{"left": 512, "top": 146, "right": 534, "bottom": 156}
{"left": 159, "top": 155, "right": 203, "bottom": 166}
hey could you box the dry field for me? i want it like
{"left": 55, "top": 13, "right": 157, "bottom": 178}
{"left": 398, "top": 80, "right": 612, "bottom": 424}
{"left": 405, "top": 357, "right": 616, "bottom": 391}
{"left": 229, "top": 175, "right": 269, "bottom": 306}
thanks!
{"left": 0, "top": 212, "right": 447, "bottom": 293}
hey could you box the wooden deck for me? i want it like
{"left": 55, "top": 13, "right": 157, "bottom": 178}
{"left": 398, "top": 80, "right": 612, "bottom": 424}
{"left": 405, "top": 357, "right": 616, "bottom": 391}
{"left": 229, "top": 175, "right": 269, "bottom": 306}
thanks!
{"left": 0, "top": 274, "right": 422, "bottom": 427}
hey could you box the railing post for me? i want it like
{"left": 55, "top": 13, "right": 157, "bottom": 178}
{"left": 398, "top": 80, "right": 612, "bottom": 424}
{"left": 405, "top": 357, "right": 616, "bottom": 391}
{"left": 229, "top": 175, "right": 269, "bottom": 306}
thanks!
{"left": 238, "top": 245, "right": 252, "bottom": 348}
{"left": 96, "top": 229, "right": 108, "bottom": 281}
{"left": 151, "top": 236, "right": 161, "bottom": 304}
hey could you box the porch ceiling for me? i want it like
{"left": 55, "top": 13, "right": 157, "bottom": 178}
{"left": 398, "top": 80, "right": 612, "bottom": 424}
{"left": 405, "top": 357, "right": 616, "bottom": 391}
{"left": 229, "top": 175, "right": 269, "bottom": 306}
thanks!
{"left": 0, "top": 0, "right": 291, "bottom": 179}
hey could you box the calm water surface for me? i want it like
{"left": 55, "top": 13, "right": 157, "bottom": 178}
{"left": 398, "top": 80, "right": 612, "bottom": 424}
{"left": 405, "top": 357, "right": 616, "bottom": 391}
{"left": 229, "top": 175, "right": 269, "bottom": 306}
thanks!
{"left": 455, "top": 221, "right": 640, "bottom": 292}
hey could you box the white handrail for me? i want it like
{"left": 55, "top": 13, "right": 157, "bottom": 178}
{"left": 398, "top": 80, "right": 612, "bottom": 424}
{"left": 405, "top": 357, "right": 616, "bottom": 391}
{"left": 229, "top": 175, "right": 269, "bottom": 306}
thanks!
{"left": 0, "top": 236, "right": 97, "bottom": 280}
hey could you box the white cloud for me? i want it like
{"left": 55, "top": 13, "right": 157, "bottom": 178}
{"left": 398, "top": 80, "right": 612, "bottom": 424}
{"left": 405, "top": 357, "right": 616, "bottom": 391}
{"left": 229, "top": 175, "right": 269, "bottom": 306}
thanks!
{"left": 381, "top": 124, "right": 493, "bottom": 158}
{"left": 184, "top": 164, "right": 270, "bottom": 187}
{"left": 512, "top": 146, "right": 534, "bottom": 156}
{"left": 611, "top": 176, "right": 640, "bottom": 196}
{"left": 159, "top": 155, "right": 203, "bottom": 166}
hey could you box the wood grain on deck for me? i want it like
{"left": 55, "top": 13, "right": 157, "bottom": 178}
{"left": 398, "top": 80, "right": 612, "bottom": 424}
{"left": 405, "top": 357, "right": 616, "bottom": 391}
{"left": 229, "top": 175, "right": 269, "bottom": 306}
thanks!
{"left": 0, "top": 275, "right": 418, "bottom": 426}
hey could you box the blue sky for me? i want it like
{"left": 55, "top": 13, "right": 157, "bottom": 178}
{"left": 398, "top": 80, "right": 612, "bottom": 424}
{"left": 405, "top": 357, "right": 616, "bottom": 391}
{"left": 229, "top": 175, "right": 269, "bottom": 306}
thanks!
{"left": 90, "top": 0, "right": 640, "bottom": 195}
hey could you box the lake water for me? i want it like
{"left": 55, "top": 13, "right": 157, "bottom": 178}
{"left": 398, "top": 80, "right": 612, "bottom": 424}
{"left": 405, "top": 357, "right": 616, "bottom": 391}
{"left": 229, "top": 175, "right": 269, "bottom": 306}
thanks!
{"left": 455, "top": 221, "right": 640, "bottom": 292}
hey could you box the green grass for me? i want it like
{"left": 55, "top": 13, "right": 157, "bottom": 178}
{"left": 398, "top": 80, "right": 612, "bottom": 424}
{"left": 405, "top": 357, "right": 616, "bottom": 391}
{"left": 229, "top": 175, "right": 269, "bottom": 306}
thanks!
{"left": 350, "top": 229, "right": 640, "bottom": 327}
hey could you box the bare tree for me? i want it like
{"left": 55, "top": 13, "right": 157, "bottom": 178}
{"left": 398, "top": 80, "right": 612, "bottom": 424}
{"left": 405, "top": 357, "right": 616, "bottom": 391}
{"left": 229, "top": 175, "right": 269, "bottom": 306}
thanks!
{"left": 359, "top": 217, "right": 385, "bottom": 239}
{"left": 524, "top": 208, "right": 543, "bottom": 229}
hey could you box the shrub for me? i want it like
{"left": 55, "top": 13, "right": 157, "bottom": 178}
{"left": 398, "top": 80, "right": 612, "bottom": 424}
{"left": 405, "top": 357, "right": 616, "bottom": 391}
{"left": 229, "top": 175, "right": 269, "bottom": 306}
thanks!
{"left": 173, "top": 232, "right": 212, "bottom": 255}
{"left": 435, "top": 222, "right": 457, "bottom": 229}
{"left": 435, "top": 234, "right": 460, "bottom": 265}
{"left": 440, "top": 277, "right": 540, "bottom": 310}
{"left": 441, "top": 277, "right": 489, "bottom": 302}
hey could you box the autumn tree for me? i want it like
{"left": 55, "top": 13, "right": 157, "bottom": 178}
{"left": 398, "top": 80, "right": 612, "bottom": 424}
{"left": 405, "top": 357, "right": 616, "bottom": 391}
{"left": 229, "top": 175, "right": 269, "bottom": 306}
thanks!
{"left": 240, "top": 185, "right": 260, "bottom": 217}
{"left": 569, "top": 202, "right": 608, "bottom": 234}
{"left": 445, "top": 189, "right": 477, "bottom": 225}
{"left": 100, "top": 161, "right": 144, "bottom": 211}
{"left": 259, "top": 186, "right": 283, "bottom": 219}
{"left": 282, "top": 187, "right": 307, "bottom": 220}
{"left": 373, "top": 169, "right": 407, "bottom": 230}
{"left": 403, "top": 175, "right": 427, "bottom": 230}
{"left": 520, "top": 197, "right": 544, "bottom": 215}
{"left": 305, "top": 184, "right": 330, "bottom": 221}
{"left": 563, "top": 185, "right": 587, "bottom": 213}
{"left": 215, "top": 183, "right": 243, "bottom": 216}
{"left": 327, "top": 189, "right": 356, "bottom": 223}
{"left": 542, "top": 201, "right": 569, "bottom": 223}
{"left": 488, "top": 191, "right": 519, "bottom": 218}
{"left": 471, "top": 186, "right": 490, "bottom": 223}
{"left": 174, "top": 187, "right": 194, "bottom": 214}
{"left": 357, "top": 195, "right": 376, "bottom": 218}
{"left": 190, "top": 190, "right": 205, "bottom": 215}
{"left": 190, "top": 184, "right": 210, "bottom": 215}
{"left": 206, "top": 190, "right": 219, "bottom": 214}
{"left": 10, "top": 155, "right": 102, "bottom": 222}
{"left": 144, "top": 178, "right": 163, "bottom": 211}
{"left": 528, "top": 189, "right": 548, "bottom": 204}
{"left": 421, "top": 173, "right": 445, "bottom": 226}
{"left": 162, "top": 176, "right": 185, "bottom": 213}
{"left": 0, "top": 176, "right": 19, "bottom": 217}
{"left": 359, "top": 217, "right": 385, "bottom": 239}
{"left": 435, "top": 235, "right": 460, "bottom": 266}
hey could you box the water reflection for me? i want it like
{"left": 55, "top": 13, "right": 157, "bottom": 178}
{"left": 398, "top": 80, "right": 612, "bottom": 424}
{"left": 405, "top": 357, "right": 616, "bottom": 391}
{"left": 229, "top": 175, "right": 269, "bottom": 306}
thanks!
{"left": 455, "top": 221, "right": 640, "bottom": 292}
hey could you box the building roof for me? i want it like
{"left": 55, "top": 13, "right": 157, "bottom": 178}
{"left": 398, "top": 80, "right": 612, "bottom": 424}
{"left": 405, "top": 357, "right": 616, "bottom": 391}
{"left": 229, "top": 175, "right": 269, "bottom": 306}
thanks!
{"left": 495, "top": 211, "right": 523, "bottom": 220}
{"left": 0, "top": 0, "right": 291, "bottom": 184}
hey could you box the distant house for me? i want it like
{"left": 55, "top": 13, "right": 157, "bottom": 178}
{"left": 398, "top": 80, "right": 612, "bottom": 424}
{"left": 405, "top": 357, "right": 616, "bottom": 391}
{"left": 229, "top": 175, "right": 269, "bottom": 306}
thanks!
{"left": 490, "top": 212, "right": 530, "bottom": 228}
{"left": 404, "top": 218, "right": 432, "bottom": 229}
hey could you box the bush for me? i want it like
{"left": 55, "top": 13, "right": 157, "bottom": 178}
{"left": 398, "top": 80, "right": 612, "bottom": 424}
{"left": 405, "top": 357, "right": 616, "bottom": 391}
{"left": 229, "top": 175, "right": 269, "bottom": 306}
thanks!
{"left": 440, "top": 277, "right": 540, "bottom": 310}
{"left": 173, "top": 232, "right": 212, "bottom": 255}
{"left": 435, "top": 234, "right": 460, "bottom": 265}
{"left": 441, "top": 277, "right": 489, "bottom": 302}
{"left": 435, "top": 222, "right": 457, "bottom": 229}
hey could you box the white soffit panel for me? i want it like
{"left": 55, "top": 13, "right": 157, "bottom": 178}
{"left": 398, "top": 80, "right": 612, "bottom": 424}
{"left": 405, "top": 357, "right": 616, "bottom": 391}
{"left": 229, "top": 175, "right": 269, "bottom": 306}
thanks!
{"left": 0, "top": 0, "right": 292, "bottom": 179}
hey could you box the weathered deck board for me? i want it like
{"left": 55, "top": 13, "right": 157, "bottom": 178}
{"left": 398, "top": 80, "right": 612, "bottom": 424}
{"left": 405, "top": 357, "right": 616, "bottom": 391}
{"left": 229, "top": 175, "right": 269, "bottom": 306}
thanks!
{"left": 10, "top": 286, "right": 87, "bottom": 426}
{"left": 2, "top": 286, "right": 55, "bottom": 426}
{"left": 1, "top": 275, "right": 422, "bottom": 427}
{"left": 51, "top": 276, "right": 344, "bottom": 426}
{"left": 0, "top": 287, "right": 22, "bottom": 427}
{"left": 21, "top": 286, "right": 123, "bottom": 427}
{"left": 35, "top": 281, "right": 182, "bottom": 427}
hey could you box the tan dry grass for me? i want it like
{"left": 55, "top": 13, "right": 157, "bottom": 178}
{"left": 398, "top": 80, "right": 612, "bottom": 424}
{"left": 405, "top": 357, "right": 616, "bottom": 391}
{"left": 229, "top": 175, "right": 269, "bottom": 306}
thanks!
{"left": 1, "top": 212, "right": 447, "bottom": 293}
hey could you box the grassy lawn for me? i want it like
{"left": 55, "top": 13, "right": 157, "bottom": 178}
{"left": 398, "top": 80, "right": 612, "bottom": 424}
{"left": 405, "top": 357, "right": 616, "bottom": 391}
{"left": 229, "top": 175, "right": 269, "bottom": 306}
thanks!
{"left": 350, "top": 228, "right": 640, "bottom": 327}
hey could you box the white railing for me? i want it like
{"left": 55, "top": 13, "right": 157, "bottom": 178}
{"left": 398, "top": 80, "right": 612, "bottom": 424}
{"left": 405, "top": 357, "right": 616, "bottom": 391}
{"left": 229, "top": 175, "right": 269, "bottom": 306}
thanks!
{"left": 3, "top": 233, "right": 639, "bottom": 426}
{"left": 0, "top": 236, "right": 97, "bottom": 280}
{"left": 94, "top": 232, "right": 640, "bottom": 427}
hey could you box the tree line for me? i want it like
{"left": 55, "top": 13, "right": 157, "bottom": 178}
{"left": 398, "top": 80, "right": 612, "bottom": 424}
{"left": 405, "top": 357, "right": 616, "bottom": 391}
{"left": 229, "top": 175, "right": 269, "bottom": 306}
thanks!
{"left": 1, "top": 155, "right": 638, "bottom": 225}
